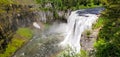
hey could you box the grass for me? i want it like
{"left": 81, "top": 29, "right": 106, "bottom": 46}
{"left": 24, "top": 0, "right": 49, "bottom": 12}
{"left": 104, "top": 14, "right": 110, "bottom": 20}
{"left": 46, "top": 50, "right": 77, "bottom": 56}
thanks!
{"left": 93, "top": 17, "right": 106, "bottom": 29}
{"left": 0, "top": 28, "right": 33, "bottom": 57}
{"left": 17, "top": 28, "right": 33, "bottom": 38}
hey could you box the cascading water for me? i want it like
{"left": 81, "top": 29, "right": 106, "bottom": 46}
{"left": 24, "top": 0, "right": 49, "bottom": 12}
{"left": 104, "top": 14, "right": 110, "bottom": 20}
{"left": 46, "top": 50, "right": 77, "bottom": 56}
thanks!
{"left": 13, "top": 8, "right": 104, "bottom": 57}
{"left": 60, "top": 8, "right": 104, "bottom": 53}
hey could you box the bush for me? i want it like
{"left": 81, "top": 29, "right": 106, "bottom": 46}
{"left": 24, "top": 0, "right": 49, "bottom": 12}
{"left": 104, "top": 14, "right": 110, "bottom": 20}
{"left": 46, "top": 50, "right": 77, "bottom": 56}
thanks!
{"left": 57, "top": 47, "right": 88, "bottom": 57}
{"left": 94, "top": 17, "right": 120, "bottom": 57}
{"left": 94, "top": 39, "right": 120, "bottom": 57}
{"left": 86, "top": 30, "right": 91, "bottom": 37}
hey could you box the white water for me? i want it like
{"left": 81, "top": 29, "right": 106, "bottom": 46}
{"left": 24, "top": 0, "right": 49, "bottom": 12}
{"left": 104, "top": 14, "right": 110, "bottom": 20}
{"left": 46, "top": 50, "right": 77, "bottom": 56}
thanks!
{"left": 33, "top": 22, "right": 41, "bottom": 29}
{"left": 60, "top": 10, "right": 99, "bottom": 53}
{"left": 13, "top": 8, "right": 104, "bottom": 57}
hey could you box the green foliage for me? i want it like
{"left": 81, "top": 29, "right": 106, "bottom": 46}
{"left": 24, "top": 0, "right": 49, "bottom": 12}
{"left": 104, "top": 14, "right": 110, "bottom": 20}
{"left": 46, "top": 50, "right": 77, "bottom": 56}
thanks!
{"left": 93, "top": 17, "right": 106, "bottom": 29}
{"left": 79, "top": 5, "right": 102, "bottom": 9}
{"left": 0, "top": 38, "right": 24, "bottom": 57}
{"left": 0, "top": 2, "right": 36, "bottom": 54}
{"left": 94, "top": 39, "right": 120, "bottom": 57}
{"left": 0, "top": 0, "right": 13, "bottom": 5}
{"left": 84, "top": 30, "right": 91, "bottom": 38}
{"left": 93, "top": 0, "right": 101, "bottom": 5}
{"left": 101, "top": 0, "right": 120, "bottom": 18}
{"left": 57, "top": 47, "right": 88, "bottom": 57}
{"left": 36, "top": 0, "right": 102, "bottom": 11}
{"left": 80, "top": 50, "right": 89, "bottom": 57}
{"left": 93, "top": 1, "right": 120, "bottom": 56}
{"left": 36, "top": 0, "right": 102, "bottom": 20}
{"left": 94, "top": 6, "right": 120, "bottom": 57}
{"left": 0, "top": 0, "right": 35, "bottom": 56}
{"left": 0, "top": 28, "right": 33, "bottom": 57}
{"left": 94, "top": 1, "right": 120, "bottom": 56}
{"left": 0, "top": 0, "right": 13, "bottom": 13}
{"left": 86, "top": 30, "right": 91, "bottom": 36}
{"left": 94, "top": 39, "right": 106, "bottom": 48}
{"left": 94, "top": 18, "right": 120, "bottom": 57}
{"left": 17, "top": 28, "right": 33, "bottom": 38}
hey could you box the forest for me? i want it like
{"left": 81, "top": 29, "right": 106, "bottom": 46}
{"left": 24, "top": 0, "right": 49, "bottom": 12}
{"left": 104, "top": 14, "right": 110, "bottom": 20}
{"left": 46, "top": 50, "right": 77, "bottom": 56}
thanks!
{"left": 0, "top": 0, "right": 120, "bottom": 57}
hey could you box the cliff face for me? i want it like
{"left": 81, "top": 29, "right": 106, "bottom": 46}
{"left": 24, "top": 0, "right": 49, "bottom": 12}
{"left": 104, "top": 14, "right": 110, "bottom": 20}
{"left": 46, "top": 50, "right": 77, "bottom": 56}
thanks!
{"left": 37, "top": 10, "right": 70, "bottom": 23}
{"left": 0, "top": 3, "right": 37, "bottom": 52}
{"left": 0, "top": 0, "right": 70, "bottom": 53}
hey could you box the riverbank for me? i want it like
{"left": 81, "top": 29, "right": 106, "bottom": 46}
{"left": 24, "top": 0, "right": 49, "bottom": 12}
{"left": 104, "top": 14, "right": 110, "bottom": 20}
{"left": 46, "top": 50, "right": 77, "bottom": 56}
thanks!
{"left": 0, "top": 28, "right": 33, "bottom": 57}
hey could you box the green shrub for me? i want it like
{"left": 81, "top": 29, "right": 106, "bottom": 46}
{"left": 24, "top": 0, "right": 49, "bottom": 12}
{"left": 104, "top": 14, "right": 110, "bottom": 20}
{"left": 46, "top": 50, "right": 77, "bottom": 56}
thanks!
{"left": 86, "top": 30, "right": 91, "bottom": 37}
{"left": 94, "top": 17, "right": 120, "bottom": 57}
{"left": 94, "top": 39, "right": 120, "bottom": 57}
{"left": 57, "top": 47, "right": 88, "bottom": 57}
{"left": 80, "top": 50, "right": 88, "bottom": 57}
{"left": 36, "top": 0, "right": 102, "bottom": 11}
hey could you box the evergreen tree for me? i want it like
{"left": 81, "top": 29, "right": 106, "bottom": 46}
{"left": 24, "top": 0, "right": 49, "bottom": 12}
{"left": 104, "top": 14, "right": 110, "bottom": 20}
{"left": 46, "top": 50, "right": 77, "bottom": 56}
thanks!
{"left": 95, "top": 0, "right": 120, "bottom": 57}
{"left": 101, "top": 0, "right": 120, "bottom": 18}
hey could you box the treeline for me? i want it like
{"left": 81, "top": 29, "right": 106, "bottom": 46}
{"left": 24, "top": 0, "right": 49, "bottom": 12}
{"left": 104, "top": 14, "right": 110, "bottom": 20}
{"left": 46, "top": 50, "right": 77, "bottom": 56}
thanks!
{"left": 36, "top": 0, "right": 101, "bottom": 11}
{"left": 0, "top": 0, "right": 36, "bottom": 53}
{"left": 35, "top": 0, "right": 102, "bottom": 21}
{"left": 95, "top": 0, "right": 120, "bottom": 57}
{"left": 0, "top": 0, "right": 15, "bottom": 53}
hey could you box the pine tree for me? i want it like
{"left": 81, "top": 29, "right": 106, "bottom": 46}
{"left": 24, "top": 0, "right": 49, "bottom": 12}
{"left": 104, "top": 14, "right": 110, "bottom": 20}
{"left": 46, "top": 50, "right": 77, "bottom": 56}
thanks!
{"left": 101, "top": 0, "right": 120, "bottom": 18}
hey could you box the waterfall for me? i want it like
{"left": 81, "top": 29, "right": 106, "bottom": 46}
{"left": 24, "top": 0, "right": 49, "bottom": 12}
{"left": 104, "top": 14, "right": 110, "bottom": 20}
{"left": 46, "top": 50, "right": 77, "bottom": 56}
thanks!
{"left": 13, "top": 8, "right": 104, "bottom": 57}
{"left": 60, "top": 8, "right": 104, "bottom": 53}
